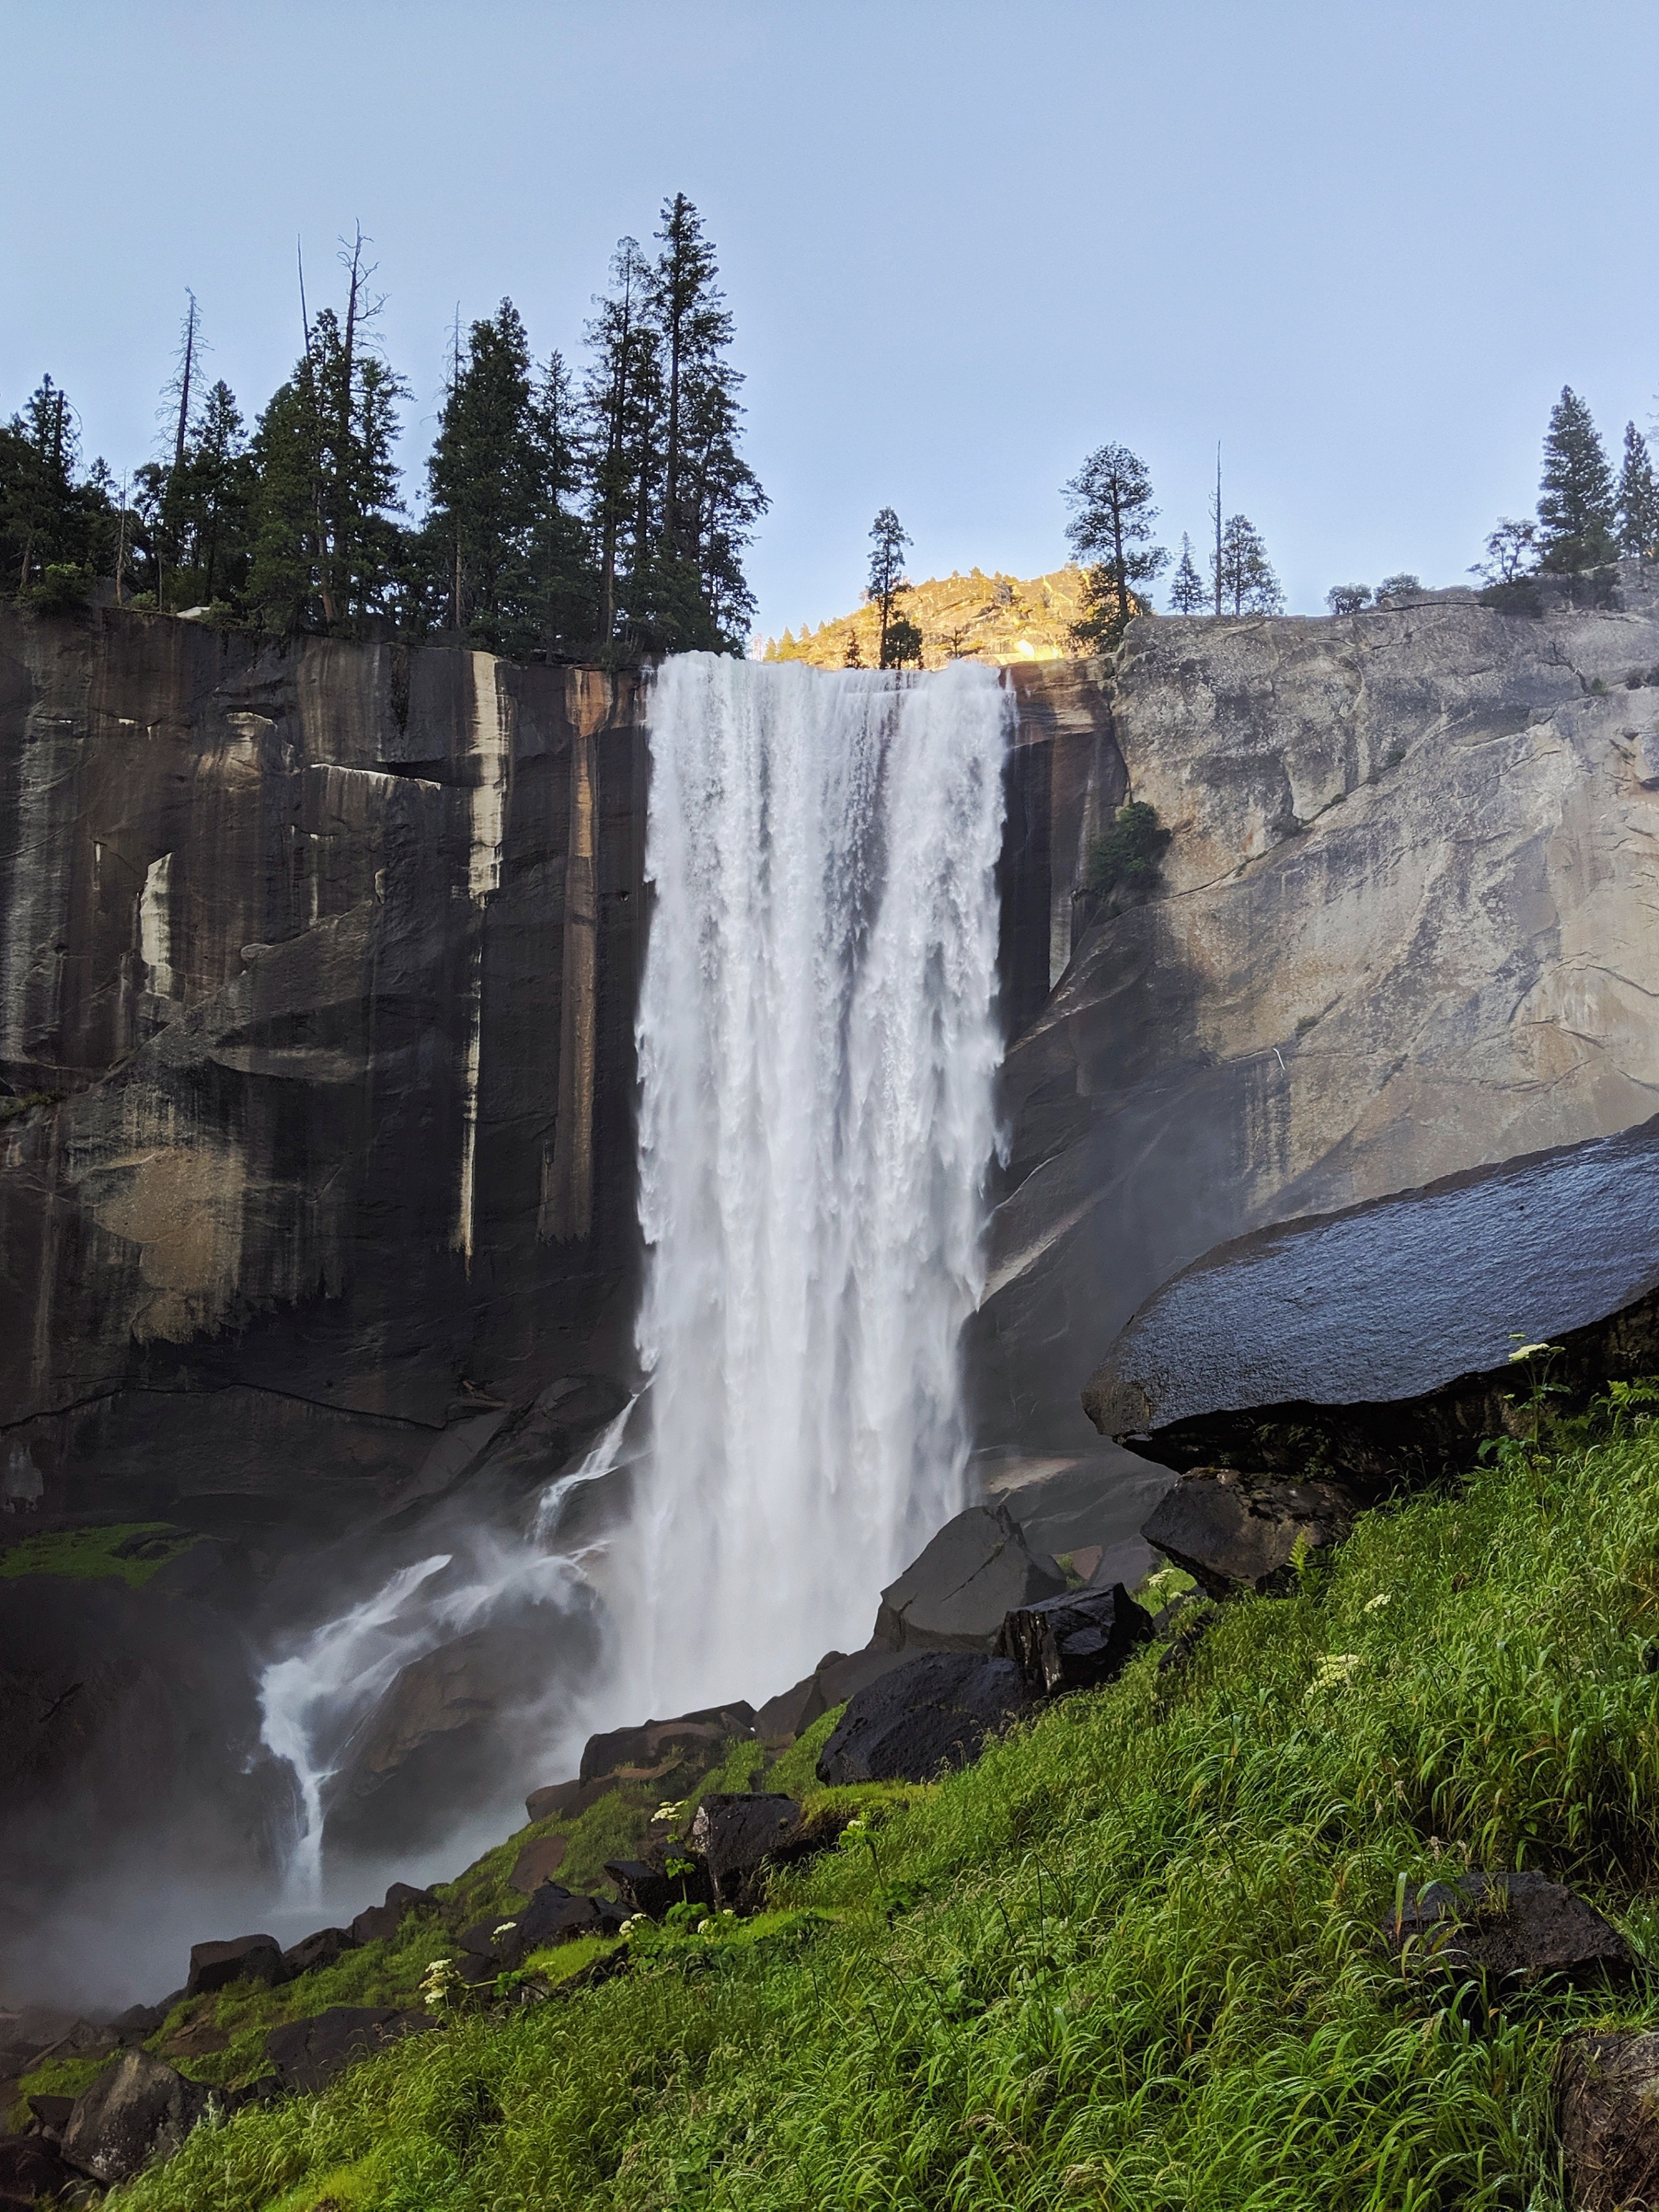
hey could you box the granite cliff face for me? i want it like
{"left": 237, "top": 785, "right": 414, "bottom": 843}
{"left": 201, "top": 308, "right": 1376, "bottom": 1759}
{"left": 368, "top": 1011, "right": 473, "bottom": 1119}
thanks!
{"left": 981, "top": 564, "right": 1659, "bottom": 1462}
{"left": 1, "top": 607, "right": 646, "bottom": 1548}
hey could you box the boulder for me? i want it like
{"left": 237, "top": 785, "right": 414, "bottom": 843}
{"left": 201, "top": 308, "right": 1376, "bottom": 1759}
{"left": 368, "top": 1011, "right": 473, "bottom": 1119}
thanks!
{"left": 1387, "top": 1870, "right": 1634, "bottom": 1988}
{"left": 816, "top": 1652, "right": 1036, "bottom": 1786}
{"left": 524, "top": 1774, "right": 618, "bottom": 1825}
{"left": 603, "top": 1845, "right": 715, "bottom": 1919}
{"left": 1559, "top": 2031, "right": 1659, "bottom": 2211}
{"left": 264, "top": 2006, "right": 436, "bottom": 2095}
{"left": 690, "top": 1793, "right": 802, "bottom": 1906}
{"left": 604, "top": 1859, "right": 679, "bottom": 1919}
{"left": 383, "top": 1881, "right": 433, "bottom": 1912}
{"left": 1140, "top": 1469, "right": 1359, "bottom": 1599}
{"left": 1085, "top": 1119, "right": 1659, "bottom": 1486}
{"left": 815, "top": 1647, "right": 912, "bottom": 1706}
{"left": 754, "top": 1673, "right": 827, "bottom": 1745}
{"left": 185, "top": 1932, "right": 287, "bottom": 1997}
{"left": 509, "top": 1884, "right": 602, "bottom": 1960}
{"left": 996, "top": 1583, "right": 1154, "bottom": 1696}
{"left": 110, "top": 2001, "right": 169, "bottom": 2043}
{"left": 350, "top": 1902, "right": 404, "bottom": 1945}
{"left": 874, "top": 1502, "right": 1067, "bottom": 1654}
{"left": 0, "top": 2134, "right": 75, "bottom": 2206}
{"left": 24, "top": 2093, "right": 74, "bottom": 2138}
{"left": 510, "top": 1834, "right": 569, "bottom": 1893}
{"left": 282, "top": 1926, "right": 358, "bottom": 1978}
{"left": 60, "top": 2051, "right": 209, "bottom": 2183}
{"left": 578, "top": 1703, "right": 756, "bottom": 1785}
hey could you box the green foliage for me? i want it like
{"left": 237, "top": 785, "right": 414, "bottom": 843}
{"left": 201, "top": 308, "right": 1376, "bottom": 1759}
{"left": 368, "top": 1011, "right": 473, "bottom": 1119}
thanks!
{"left": 111, "top": 1421, "right": 1659, "bottom": 2211}
{"left": 1082, "top": 798, "right": 1172, "bottom": 903}
{"left": 0, "top": 1521, "right": 200, "bottom": 1588}
{"left": 1537, "top": 385, "right": 1618, "bottom": 573}
{"left": 879, "top": 613, "right": 923, "bottom": 669}
{"left": 1169, "top": 532, "right": 1208, "bottom": 613}
{"left": 760, "top": 1705, "right": 844, "bottom": 1798}
{"left": 1214, "top": 512, "right": 1284, "bottom": 615}
{"left": 1617, "top": 421, "right": 1659, "bottom": 559}
{"left": 1063, "top": 441, "right": 1168, "bottom": 649}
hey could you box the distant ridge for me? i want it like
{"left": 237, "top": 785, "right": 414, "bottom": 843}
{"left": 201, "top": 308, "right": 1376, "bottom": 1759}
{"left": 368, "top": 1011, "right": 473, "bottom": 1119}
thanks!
{"left": 762, "top": 565, "right": 1088, "bottom": 669}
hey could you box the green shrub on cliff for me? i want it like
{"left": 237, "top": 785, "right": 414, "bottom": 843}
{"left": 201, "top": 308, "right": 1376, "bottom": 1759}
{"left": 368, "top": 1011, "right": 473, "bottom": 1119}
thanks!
{"left": 109, "top": 1418, "right": 1659, "bottom": 2211}
{"left": 1083, "top": 799, "right": 1172, "bottom": 903}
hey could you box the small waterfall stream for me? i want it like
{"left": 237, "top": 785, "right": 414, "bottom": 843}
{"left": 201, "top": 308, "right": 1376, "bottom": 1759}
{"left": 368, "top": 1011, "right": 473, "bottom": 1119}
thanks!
{"left": 257, "top": 654, "right": 1010, "bottom": 1880}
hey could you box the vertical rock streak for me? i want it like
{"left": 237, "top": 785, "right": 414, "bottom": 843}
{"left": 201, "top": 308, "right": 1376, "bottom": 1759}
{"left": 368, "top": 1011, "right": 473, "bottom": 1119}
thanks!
{"left": 453, "top": 653, "right": 512, "bottom": 1266}
{"left": 628, "top": 654, "right": 1010, "bottom": 1705}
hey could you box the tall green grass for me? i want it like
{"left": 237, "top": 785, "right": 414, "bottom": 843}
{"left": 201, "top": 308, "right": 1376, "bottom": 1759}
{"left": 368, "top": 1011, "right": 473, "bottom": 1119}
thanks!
{"left": 114, "top": 1424, "right": 1659, "bottom": 2210}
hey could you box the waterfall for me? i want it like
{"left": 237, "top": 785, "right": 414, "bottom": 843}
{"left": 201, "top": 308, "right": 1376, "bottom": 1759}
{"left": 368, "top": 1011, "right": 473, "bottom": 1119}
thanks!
{"left": 622, "top": 653, "right": 1010, "bottom": 1711}
{"left": 255, "top": 653, "right": 1008, "bottom": 1883}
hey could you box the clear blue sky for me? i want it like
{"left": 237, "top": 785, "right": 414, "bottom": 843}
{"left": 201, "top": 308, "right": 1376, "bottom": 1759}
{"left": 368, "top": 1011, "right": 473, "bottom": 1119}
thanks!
{"left": 5, "top": 0, "right": 1658, "bottom": 635}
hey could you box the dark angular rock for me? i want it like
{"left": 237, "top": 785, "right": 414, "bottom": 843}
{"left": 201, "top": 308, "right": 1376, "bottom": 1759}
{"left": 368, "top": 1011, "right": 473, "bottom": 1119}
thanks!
{"left": 815, "top": 1646, "right": 911, "bottom": 1707}
{"left": 109, "top": 2002, "right": 167, "bottom": 2044}
{"left": 382, "top": 1881, "right": 433, "bottom": 1913}
{"left": 603, "top": 1858, "right": 675, "bottom": 1918}
{"left": 510, "top": 1834, "right": 569, "bottom": 1894}
{"left": 282, "top": 1926, "right": 358, "bottom": 1978}
{"left": 60, "top": 2051, "right": 209, "bottom": 2183}
{"left": 602, "top": 1854, "right": 712, "bottom": 1919}
{"left": 509, "top": 1885, "right": 601, "bottom": 1960}
{"left": 1559, "top": 2031, "right": 1659, "bottom": 2211}
{"left": 264, "top": 2007, "right": 436, "bottom": 2095}
{"left": 754, "top": 1673, "right": 827, "bottom": 1745}
{"left": 874, "top": 1502, "right": 1067, "bottom": 1653}
{"left": 816, "top": 1652, "right": 1035, "bottom": 1786}
{"left": 690, "top": 1793, "right": 802, "bottom": 1906}
{"left": 24, "top": 2093, "right": 74, "bottom": 2137}
{"left": 349, "top": 1902, "right": 404, "bottom": 1945}
{"left": 185, "top": 1932, "right": 287, "bottom": 1997}
{"left": 578, "top": 1703, "right": 756, "bottom": 1784}
{"left": 1141, "top": 1469, "right": 1359, "bottom": 1599}
{"left": 1387, "top": 1870, "right": 1634, "bottom": 1987}
{"left": 524, "top": 1774, "right": 618, "bottom": 1825}
{"left": 0, "top": 2133, "right": 75, "bottom": 2206}
{"left": 996, "top": 1582, "right": 1154, "bottom": 1695}
{"left": 593, "top": 1899, "right": 630, "bottom": 1937}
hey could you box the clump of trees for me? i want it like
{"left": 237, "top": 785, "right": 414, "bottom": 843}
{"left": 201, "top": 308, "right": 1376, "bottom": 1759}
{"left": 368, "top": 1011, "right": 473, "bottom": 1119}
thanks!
{"left": 0, "top": 196, "right": 764, "bottom": 664}
{"left": 1084, "top": 800, "right": 1171, "bottom": 904}
{"left": 1474, "top": 387, "right": 1659, "bottom": 602}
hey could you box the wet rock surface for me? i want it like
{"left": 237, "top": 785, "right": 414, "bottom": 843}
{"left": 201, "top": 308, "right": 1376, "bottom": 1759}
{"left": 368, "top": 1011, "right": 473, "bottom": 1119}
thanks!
{"left": 1141, "top": 1469, "right": 1361, "bottom": 1597}
{"left": 816, "top": 1652, "right": 1036, "bottom": 1785}
{"left": 997, "top": 1582, "right": 1154, "bottom": 1694}
{"left": 264, "top": 2006, "right": 437, "bottom": 2095}
{"left": 60, "top": 2050, "right": 209, "bottom": 2183}
{"left": 1387, "top": 1870, "right": 1634, "bottom": 1988}
{"left": 1086, "top": 1118, "right": 1659, "bottom": 1483}
{"left": 1560, "top": 2031, "right": 1659, "bottom": 2211}
{"left": 579, "top": 1703, "right": 756, "bottom": 1784}
{"left": 691, "top": 1794, "right": 803, "bottom": 1906}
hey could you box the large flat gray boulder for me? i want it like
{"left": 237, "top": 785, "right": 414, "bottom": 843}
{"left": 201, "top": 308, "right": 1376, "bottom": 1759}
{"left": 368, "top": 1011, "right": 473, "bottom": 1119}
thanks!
{"left": 1085, "top": 1118, "right": 1659, "bottom": 1481}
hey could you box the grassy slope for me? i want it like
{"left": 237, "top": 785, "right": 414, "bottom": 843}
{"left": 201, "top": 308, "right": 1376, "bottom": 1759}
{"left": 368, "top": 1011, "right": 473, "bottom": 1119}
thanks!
{"left": 112, "top": 1417, "right": 1659, "bottom": 2210}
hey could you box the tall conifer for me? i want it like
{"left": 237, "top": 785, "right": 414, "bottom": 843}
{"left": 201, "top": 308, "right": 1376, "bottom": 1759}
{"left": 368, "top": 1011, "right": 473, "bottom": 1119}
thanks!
{"left": 1536, "top": 387, "right": 1616, "bottom": 572}
{"left": 1616, "top": 421, "right": 1659, "bottom": 560}
{"left": 1062, "top": 442, "right": 1168, "bottom": 648}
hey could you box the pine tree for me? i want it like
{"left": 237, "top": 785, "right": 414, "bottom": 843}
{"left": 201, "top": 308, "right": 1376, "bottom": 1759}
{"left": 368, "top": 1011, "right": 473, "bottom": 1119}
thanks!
{"left": 1169, "top": 533, "right": 1207, "bottom": 613}
{"left": 867, "top": 507, "right": 911, "bottom": 668}
{"left": 0, "top": 375, "right": 113, "bottom": 593}
{"left": 1062, "top": 442, "right": 1168, "bottom": 649}
{"left": 423, "top": 299, "right": 545, "bottom": 651}
{"left": 525, "top": 349, "right": 595, "bottom": 658}
{"left": 1616, "top": 421, "right": 1659, "bottom": 560}
{"left": 1214, "top": 514, "right": 1283, "bottom": 615}
{"left": 581, "top": 237, "right": 661, "bottom": 656}
{"left": 1536, "top": 387, "right": 1616, "bottom": 573}
{"left": 245, "top": 284, "right": 408, "bottom": 634}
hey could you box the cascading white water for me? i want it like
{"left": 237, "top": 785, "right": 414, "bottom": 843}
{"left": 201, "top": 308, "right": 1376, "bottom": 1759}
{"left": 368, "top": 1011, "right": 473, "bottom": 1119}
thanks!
{"left": 623, "top": 653, "right": 1010, "bottom": 1711}
{"left": 255, "top": 653, "right": 1008, "bottom": 1884}
{"left": 258, "top": 1400, "right": 634, "bottom": 1904}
